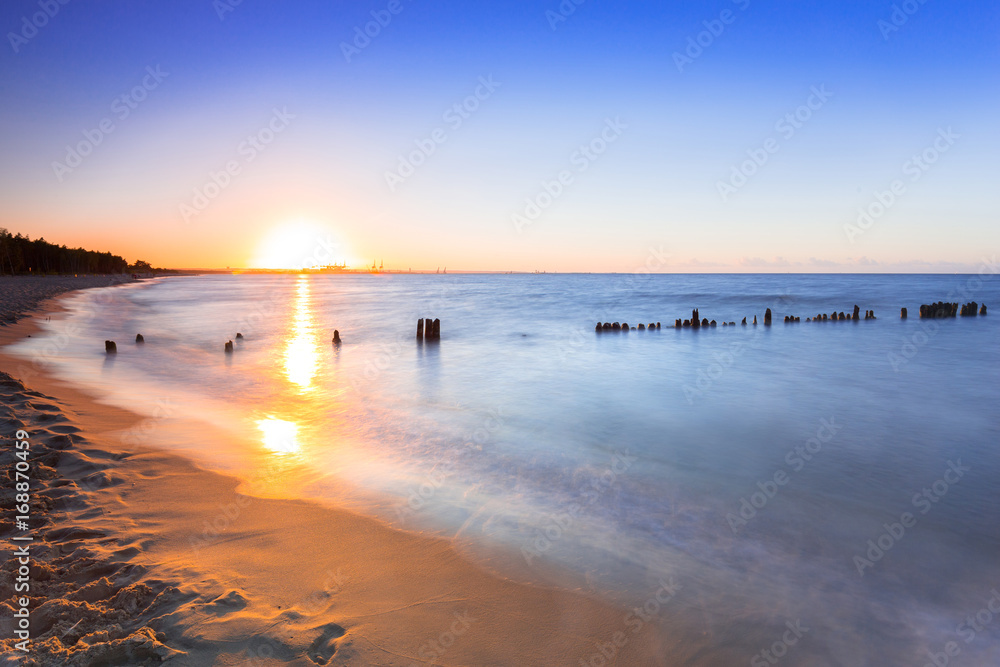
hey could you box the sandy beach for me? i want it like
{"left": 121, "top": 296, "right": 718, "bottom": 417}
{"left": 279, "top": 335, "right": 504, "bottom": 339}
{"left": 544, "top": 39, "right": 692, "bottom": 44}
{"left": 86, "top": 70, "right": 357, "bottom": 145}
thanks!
{"left": 0, "top": 276, "right": 136, "bottom": 327}
{"left": 5, "top": 3, "right": 995, "bottom": 661}
{"left": 0, "top": 280, "right": 667, "bottom": 665}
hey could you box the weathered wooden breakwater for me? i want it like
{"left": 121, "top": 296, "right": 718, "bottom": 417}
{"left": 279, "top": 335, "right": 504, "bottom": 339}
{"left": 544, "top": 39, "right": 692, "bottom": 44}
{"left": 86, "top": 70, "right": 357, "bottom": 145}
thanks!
{"left": 416, "top": 318, "right": 441, "bottom": 341}
{"left": 595, "top": 302, "right": 986, "bottom": 335}
{"left": 96, "top": 300, "right": 990, "bottom": 356}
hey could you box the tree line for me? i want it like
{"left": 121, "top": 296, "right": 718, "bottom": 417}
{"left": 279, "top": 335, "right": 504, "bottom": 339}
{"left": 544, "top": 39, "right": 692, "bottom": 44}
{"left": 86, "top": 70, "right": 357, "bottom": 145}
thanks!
{"left": 0, "top": 228, "right": 131, "bottom": 275}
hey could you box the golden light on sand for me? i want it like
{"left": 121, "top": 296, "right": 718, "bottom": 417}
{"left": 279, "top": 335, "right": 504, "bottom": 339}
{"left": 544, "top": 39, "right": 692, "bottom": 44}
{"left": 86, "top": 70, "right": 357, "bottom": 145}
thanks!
{"left": 256, "top": 417, "right": 300, "bottom": 455}
{"left": 284, "top": 275, "right": 320, "bottom": 390}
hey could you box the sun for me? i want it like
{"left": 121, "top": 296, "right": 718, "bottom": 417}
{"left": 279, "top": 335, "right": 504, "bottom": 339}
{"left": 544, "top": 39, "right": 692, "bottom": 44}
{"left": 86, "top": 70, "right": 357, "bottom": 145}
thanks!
{"left": 251, "top": 220, "right": 348, "bottom": 270}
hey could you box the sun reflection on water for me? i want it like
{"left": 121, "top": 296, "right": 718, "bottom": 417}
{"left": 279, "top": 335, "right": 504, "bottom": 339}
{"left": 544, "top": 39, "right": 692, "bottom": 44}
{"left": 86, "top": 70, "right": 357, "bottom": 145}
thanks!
{"left": 257, "top": 417, "right": 300, "bottom": 455}
{"left": 284, "top": 275, "right": 320, "bottom": 390}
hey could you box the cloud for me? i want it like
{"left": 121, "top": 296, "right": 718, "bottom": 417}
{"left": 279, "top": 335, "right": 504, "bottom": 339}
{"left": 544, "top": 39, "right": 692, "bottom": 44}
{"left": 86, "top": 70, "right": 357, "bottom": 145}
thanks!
{"left": 739, "top": 256, "right": 791, "bottom": 267}
{"left": 683, "top": 258, "right": 729, "bottom": 269}
{"left": 637, "top": 255, "right": 992, "bottom": 274}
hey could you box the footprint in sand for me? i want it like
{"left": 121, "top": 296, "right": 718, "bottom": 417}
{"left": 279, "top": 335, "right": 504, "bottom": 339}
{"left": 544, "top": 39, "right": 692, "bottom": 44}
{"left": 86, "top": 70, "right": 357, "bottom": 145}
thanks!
{"left": 79, "top": 470, "right": 126, "bottom": 489}
{"left": 34, "top": 412, "right": 64, "bottom": 424}
{"left": 0, "top": 418, "right": 26, "bottom": 436}
{"left": 307, "top": 623, "right": 346, "bottom": 665}
{"left": 43, "top": 433, "right": 77, "bottom": 449}
{"left": 45, "top": 526, "right": 108, "bottom": 541}
{"left": 67, "top": 577, "right": 117, "bottom": 603}
{"left": 205, "top": 590, "right": 249, "bottom": 615}
{"left": 112, "top": 546, "right": 141, "bottom": 560}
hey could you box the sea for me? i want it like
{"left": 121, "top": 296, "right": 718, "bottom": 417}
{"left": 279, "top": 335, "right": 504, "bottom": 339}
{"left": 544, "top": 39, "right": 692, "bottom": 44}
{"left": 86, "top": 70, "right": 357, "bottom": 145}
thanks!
{"left": 8, "top": 272, "right": 1000, "bottom": 665}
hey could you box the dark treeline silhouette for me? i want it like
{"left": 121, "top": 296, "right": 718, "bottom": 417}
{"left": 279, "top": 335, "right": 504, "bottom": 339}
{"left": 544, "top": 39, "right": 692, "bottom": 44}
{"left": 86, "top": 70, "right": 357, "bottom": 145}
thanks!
{"left": 0, "top": 228, "right": 129, "bottom": 275}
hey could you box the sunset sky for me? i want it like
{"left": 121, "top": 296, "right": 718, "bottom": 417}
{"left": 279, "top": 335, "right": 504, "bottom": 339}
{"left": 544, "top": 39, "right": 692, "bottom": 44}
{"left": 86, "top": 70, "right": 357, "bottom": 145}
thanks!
{"left": 1, "top": 0, "right": 997, "bottom": 272}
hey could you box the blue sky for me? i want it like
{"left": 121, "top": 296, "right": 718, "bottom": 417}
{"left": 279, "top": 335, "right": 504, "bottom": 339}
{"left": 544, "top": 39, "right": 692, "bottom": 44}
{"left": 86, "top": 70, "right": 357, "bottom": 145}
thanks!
{"left": 1, "top": 0, "right": 997, "bottom": 271}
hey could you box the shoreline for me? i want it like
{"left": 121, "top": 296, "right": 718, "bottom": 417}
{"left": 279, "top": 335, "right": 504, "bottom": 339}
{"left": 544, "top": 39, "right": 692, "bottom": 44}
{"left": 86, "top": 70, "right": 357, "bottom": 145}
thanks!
{"left": 0, "top": 275, "right": 138, "bottom": 327}
{"left": 0, "top": 284, "right": 667, "bottom": 664}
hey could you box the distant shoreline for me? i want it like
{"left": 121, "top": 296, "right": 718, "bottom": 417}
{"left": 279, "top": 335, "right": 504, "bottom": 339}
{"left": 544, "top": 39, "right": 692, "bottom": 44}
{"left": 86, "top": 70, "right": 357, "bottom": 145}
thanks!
{"left": 165, "top": 269, "right": 994, "bottom": 276}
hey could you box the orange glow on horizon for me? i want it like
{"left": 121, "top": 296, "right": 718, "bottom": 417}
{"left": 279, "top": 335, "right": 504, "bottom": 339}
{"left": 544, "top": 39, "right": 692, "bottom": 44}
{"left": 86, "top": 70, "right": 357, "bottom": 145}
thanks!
{"left": 250, "top": 220, "right": 352, "bottom": 270}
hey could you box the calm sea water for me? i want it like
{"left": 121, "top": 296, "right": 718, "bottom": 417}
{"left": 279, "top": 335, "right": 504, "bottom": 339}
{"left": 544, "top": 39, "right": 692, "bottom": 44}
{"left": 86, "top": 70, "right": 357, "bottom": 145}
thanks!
{"left": 9, "top": 273, "right": 1000, "bottom": 665}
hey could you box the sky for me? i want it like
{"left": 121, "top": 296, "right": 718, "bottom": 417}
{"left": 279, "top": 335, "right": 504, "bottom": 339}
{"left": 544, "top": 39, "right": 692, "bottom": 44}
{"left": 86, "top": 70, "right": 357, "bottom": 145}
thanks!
{"left": 0, "top": 0, "right": 997, "bottom": 272}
